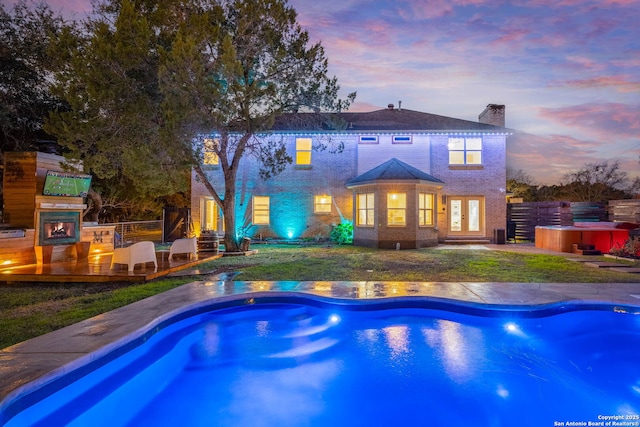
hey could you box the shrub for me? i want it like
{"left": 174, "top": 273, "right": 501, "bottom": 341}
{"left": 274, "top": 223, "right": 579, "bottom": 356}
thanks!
{"left": 609, "top": 236, "right": 640, "bottom": 259}
{"left": 330, "top": 221, "right": 353, "bottom": 245}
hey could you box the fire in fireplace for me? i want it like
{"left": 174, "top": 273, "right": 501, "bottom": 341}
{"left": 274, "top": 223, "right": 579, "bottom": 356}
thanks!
{"left": 38, "top": 211, "right": 81, "bottom": 246}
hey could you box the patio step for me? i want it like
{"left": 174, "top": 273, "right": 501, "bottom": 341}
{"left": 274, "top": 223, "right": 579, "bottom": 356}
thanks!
{"left": 572, "top": 243, "right": 601, "bottom": 256}
{"left": 443, "top": 239, "right": 491, "bottom": 245}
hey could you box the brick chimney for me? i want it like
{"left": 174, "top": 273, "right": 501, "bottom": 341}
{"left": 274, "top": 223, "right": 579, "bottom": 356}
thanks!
{"left": 478, "top": 104, "right": 505, "bottom": 127}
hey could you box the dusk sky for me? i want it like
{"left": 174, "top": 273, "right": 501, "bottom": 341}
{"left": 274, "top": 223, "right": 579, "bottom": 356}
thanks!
{"left": 7, "top": 0, "right": 640, "bottom": 185}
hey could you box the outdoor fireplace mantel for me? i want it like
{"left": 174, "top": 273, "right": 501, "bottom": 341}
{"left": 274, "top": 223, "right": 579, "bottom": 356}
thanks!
{"left": 39, "top": 202, "right": 87, "bottom": 210}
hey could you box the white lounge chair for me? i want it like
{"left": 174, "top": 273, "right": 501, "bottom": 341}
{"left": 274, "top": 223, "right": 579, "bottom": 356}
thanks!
{"left": 110, "top": 241, "right": 158, "bottom": 272}
{"left": 169, "top": 237, "right": 198, "bottom": 260}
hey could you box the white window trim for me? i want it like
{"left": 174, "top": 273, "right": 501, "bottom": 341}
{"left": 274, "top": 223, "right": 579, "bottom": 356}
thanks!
{"left": 358, "top": 135, "right": 379, "bottom": 144}
{"left": 295, "top": 137, "right": 312, "bottom": 166}
{"left": 203, "top": 138, "right": 219, "bottom": 166}
{"left": 392, "top": 135, "right": 412, "bottom": 144}
{"left": 252, "top": 196, "right": 270, "bottom": 225}
{"left": 387, "top": 192, "right": 406, "bottom": 226}
{"left": 448, "top": 136, "right": 483, "bottom": 165}
{"left": 357, "top": 192, "right": 375, "bottom": 227}
{"left": 418, "top": 193, "right": 435, "bottom": 226}
{"left": 314, "top": 195, "right": 332, "bottom": 214}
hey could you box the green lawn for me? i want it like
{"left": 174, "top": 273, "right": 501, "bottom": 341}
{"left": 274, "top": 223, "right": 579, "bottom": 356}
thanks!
{"left": 210, "top": 244, "right": 638, "bottom": 282}
{"left": 1, "top": 244, "right": 638, "bottom": 349}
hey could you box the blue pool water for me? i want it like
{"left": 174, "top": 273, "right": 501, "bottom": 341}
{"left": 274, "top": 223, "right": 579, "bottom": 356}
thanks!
{"left": 3, "top": 296, "right": 640, "bottom": 426}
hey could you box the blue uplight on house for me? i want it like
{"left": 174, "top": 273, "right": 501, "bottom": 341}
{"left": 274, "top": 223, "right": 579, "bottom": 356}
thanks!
{"left": 269, "top": 191, "right": 311, "bottom": 240}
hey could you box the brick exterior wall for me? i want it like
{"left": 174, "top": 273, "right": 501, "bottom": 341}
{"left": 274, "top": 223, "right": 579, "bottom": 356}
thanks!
{"left": 431, "top": 134, "right": 507, "bottom": 242}
{"left": 351, "top": 182, "right": 440, "bottom": 249}
{"left": 191, "top": 134, "right": 357, "bottom": 240}
{"left": 190, "top": 129, "right": 508, "bottom": 244}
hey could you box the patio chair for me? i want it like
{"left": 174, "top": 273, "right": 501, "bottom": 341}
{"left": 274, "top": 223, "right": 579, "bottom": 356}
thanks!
{"left": 169, "top": 237, "right": 198, "bottom": 260}
{"left": 110, "top": 241, "right": 158, "bottom": 272}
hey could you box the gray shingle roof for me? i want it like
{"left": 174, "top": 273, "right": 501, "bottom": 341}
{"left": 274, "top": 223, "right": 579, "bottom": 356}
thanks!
{"left": 340, "top": 108, "right": 501, "bottom": 131}
{"left": 271, "top": 108, "right": 506, "bottom": 132}
{"left": 346, "top": 158, "right": 445, "bottom": 187}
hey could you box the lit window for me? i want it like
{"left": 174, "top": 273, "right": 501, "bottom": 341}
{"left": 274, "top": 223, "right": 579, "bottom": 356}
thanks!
{"left": 419, "top": 193, "right": 434, "bottom": 226}
{"left": 252, "top": 196, "right": 270, "bottom": 225}
{"left": 387, "top": 193, "right": 406, "bottom": 226}
{"left": 203, "top": 138, "right": 219, "bottom": 165}
{"left": 296, "top": 137, "right": 312, "bottom": 165}
{"left": 357, "top": 193, "right": 375, "bottom": 226}
{"left": 314, "top": 195, "right": 332, "bottom": 213}
{"left": 448, "top": 137, "right": 482, "bottom": 165}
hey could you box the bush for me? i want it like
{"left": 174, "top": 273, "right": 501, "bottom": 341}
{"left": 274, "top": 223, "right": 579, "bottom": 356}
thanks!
{"left": 330, "top": 221, "right": 353, "bottom": 245}
{"left": 609, "top": 236, "right": 640, "bottom": 259}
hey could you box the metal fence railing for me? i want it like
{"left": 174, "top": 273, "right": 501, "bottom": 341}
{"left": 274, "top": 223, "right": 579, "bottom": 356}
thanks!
{"left": 112, "top": 220, "right": 163, "bottom": 248}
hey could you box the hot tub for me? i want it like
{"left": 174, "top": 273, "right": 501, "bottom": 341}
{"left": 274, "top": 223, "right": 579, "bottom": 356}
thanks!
{"left": 535, "top": 222, "right": 632, "bottom": 253}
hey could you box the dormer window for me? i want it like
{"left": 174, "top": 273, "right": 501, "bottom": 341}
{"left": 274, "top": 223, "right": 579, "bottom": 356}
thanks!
{"left": 359, "top": 135, "right": 379, "bottom": 144}
{"left": 392, "top": 135, "right": 412, "bottom": 144}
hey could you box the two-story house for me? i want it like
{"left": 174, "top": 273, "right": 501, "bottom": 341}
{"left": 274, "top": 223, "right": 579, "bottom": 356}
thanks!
{"left": 190, "top": 104, "right": 510, "bottom": 248}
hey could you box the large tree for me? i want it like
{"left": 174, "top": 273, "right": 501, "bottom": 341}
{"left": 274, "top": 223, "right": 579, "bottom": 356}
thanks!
{"left": 0, "top": 1, "right": 66, "bottom": 153}
{"left": 506, "top": 168, "right": 537, "bottom": 201}
{"left": 159, "top": 0, "right": 355, "bottom": 251}
{"left": 45, "top": 0, "right": 192, "bottom": 220}
{"left": 561, "top": 160, "right": 630, "bottom": 202}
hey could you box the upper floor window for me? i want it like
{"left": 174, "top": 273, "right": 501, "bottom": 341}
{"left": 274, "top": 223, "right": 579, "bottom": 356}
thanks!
{"left": 418, "top": 193, "right": 434, "bottom": 226}
{"left": 252, "top": 196, "right": 270, "bottom": 225}
{"left": 203, "top": 138, "right": 219, "bottom": 165}
{"left": 448, "top": 137, "right": 482, "bottom": 165}
{"left": 387, "top": 192, "right": 406, "bottom": 226}
{"left": 314, "top": 195, "right": 332, "bottom": 213}
{"left": 296, "top": 137, "right": 312, "bottom": 165}
{"left": 392, "top": 135, "right": 412, "bottom": 144}
{"left": 359, "top": 135, "right": 379, "bottom": 144}
{"left": 357, "top": 192, "right": 375, "bottom": 226}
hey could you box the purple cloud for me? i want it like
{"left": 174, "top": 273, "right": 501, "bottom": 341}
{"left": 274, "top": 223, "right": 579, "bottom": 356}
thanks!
{"left": 7, "top": 0, "right": 639, "bottom": 184}
{"left": 538, "top": 103, "right": 640, "bottom": 139}
{"left": 507, "top": 132, "right": 618, "bottom": 184}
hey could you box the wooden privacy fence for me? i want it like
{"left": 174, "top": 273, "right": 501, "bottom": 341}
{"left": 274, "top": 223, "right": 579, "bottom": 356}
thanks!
{"left": 508, "top": 202, "right": 570, "bottom": 242}
{"left": 507, "top": 201, "right": 608, "bottom": 241}
{"left": 608, "top": 199, "right": 640, "bottom": 223}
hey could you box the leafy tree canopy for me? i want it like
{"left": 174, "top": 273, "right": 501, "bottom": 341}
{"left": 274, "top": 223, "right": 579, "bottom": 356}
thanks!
{"left": 561, "top": 160, "right": 630, "bottom": 202}
{"left": 45, "top": 0, "right": 193, "bottom": 218}
{"left": 44, "top": 0, "right": 353, "bottom": 237}
{"left": 158, "top": 0, "right": 355, "bottom": 250}
{"left": 509, "top": 161, "right": 638, "bottom": 202}
{"left": 0, "top": 1, "right": 66, "bottom": 152}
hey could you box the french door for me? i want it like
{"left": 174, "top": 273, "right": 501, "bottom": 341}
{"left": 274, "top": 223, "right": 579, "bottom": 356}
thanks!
{"left": 202, "top": 198, "right": 223, "bottom": 233}
{"left": 448, "top": 196, "right": 485, "bottom": 236}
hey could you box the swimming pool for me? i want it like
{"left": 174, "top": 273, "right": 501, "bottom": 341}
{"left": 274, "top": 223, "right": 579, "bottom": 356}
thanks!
{"left": 2, "top": 295, "right": 640, "bottom": 426}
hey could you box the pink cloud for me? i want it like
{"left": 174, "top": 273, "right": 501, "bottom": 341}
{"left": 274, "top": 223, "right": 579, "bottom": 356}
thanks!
{"left": 538, "top": 103, "right": 640, "bottom": 139}
{"left": 492, "top": 28, "right": 530, "bottom": 44}
{"left": 512, "top": 0, "right": 640, "bottom": 8}
{"left": 507, "top": 132, "right": 612, "bottom": 184}
{"left": 348, "top": 101, "right": 383, "bottom": 112}
{"left": 557, "top": 76, "right": 640, "bottom": 93}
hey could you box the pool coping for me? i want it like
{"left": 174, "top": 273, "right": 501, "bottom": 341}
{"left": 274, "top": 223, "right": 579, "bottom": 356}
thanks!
{"left": 2, "top": 279, "right": 640, "bottom": 423}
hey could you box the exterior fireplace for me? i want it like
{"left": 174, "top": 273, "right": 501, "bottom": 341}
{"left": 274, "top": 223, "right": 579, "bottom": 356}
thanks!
{"left": 38, "top": 211, "right": 81, "bottom": 246}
